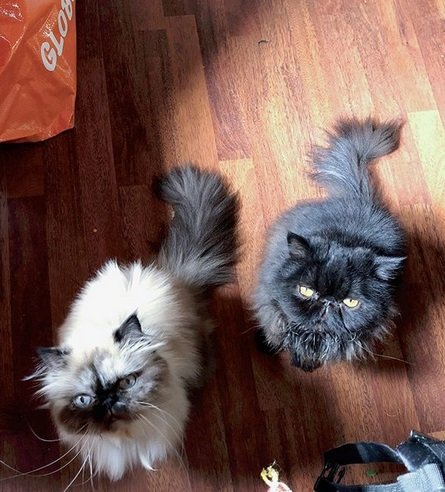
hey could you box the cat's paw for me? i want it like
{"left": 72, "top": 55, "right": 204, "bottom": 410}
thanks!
{"left": 254, "top": 329, "right": 280, "bottom": 356}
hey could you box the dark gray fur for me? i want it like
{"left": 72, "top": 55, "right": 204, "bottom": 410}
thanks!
{"left": 157, "top": 165, "right": 239, "bottom": 291}
{"left": 253, "top": 118, "right": 406, "bottom": 371}
{"left": 312, "top": 118, "right": 402, "bottom": 199}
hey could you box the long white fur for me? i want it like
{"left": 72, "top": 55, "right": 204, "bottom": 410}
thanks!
{"left": 34, "top": 166, "right": 239, "bottom": 482}
{"left": 41, "top": 260, "right": 208, "bottom": 480}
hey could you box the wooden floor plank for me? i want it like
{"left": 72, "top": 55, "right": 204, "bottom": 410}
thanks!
{"left": 2, "top": 146, "right": 45, "bottom": 199}
{"left": 397, "top": 203, "right": 445, "bottom": 432}
{"left": 409, "top": 110, "right": 445, "bottom": 204}
{"left": 164, "top": 14, "right": 219, "bottom": 167}
{"left": 405, "top": 0, "right": 445, "bottom": 128}
{"left": 1, "top": 0, "right": 445, "bottom": 490}
{"left": 0, "top": 165, "right": 14, "bottom": 430}
{"left": 5, "top": 197, "right": 61, "bottom": 490}
{"left": 118, "top": 184, "right": 166, "bottom": 262}
{"left": 44, "top": 134, "right": 89, "bottom": 327}
{"left": 74, "top": 56, "right": 124, "bottom": 271}
{"left": 130, "top": 0, "right": 166, "bottom": 31}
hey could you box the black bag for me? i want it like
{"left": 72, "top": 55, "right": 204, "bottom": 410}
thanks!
{"left": 314, "top": 431, "right": 445, "bottom": 491}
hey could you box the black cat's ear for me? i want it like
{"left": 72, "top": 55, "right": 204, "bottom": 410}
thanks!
{"left": 114, "top": 314, "right": 143, "bottom": 343}
{"left": 375, "top": 256, "right": 406, "bottom": 280}
{"left": 287, "top": 232, "right": 311, "bottom": 259}
{"left": 37, "top": 347, "right": 70, "bottom": 370}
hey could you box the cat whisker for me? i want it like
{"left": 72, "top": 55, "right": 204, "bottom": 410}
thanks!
{"left": 79, "top": 443, "right": 90, "bottom": 486}
{"left": 240, "top": 323, "right": 259, "bottom": 335}
{"left": 87, "top": 449, "right": 94, "bottom": 489}
{"left": 80, "top": 455, "right": 85, "bottom": 485}
{"left": 72, "top": 446, "right": 97, "bottom": 488}
{"left": 28, "top": 436, "right": 90, "bottom": 479}
{"left": 137, "top": 402, "right": 186, "bottom": 457}
{"left": 136, "top": 401, "right": 183, "bottom": 431}
{"left": 63, "top": 452, "right": 89, "bottom": 492}
{"left": 369, "top": 351, "right": 414, "bottom": 365}
{"left": 137, "top": 413, "right": 191, "bottom": 490}
{"left": 0, "top": 429, "right": 87, "bottom": 481}
{"left": 89, "top": 451, "right": 99, "bottom": 490}
{"left": 26, "top": 421, "right": 61, "bottom": 443}
{"left": 0, "top": 441, "right": 84, "bottom": 481}
{"left": 138, "top": 406, "right": 183, "bottom": 446}
{"left": 137, "top": 413, "right": 188, "bottom": 475}
{"left": 136, "top": 414, "right": 181, "bottom": 458}
{"left": 353, "top": 340, "right": 413, "bottom": 366}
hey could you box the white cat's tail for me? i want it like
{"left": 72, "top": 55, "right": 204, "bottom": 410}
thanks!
{"left": 312, "top": 118, "right": 402, "bottom": 200}
{"left": 157, "top": 165, "right": 239, "bottom": 290}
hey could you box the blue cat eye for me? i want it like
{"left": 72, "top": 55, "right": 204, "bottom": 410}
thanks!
{"left": 119, "top": 374, "right": 137, "bottom": 390}
{"left": 72, "top": 394, "right": 94, "bottom": 409}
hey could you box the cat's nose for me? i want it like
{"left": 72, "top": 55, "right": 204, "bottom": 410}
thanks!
{"left": 111, "top": 401, "right": 127, "bottom": 417}
{"left": 320, "top": 298, "right": 334, "bottom": 318}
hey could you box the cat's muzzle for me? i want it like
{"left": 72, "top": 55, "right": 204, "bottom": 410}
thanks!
{"left": 286, "top": 329, "right": 327, "bottom": 372}
{"left": 290, "top": 352, "right": 323, "bottom": 372}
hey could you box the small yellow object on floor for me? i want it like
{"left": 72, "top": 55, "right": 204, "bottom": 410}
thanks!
{"left": 260, "top": 462, "right": 292, "bottom": 492}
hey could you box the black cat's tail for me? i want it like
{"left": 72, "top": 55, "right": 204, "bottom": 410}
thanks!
{"left": 312, "top": 118, "right": 402, "bottom": 200}
{"left": 157, "top": 165, "right": 239, "bottom": 291}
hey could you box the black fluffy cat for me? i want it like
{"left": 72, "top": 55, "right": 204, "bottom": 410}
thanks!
{"left": 253, "top": 118, "right": 406, "bottom": 371}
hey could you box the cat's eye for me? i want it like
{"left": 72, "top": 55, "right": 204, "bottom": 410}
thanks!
{"left": 298, "top": 285, "right": 315, "bottom": 298}
{"left": 72, "top": 394, "right": 94, "bottom": 409}
{"left": 119, "top": 374, "right": 137, "bottom": 390}
{"left": 343, "top": 298, "right": 360, "bottom": 309}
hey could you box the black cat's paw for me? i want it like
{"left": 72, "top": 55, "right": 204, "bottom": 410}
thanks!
{"left": 254, "top": 329, "right": 280, "bottom": 356}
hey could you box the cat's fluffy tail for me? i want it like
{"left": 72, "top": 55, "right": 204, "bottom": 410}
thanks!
{"left": 312, "top": 118, "right": 402, "bottom": 199}
{"left": 157, "top": 165, "right": 239, "bottom": 290}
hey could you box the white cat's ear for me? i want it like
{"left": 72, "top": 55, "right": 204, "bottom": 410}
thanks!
{"left": 287, "top": 232, "right": 311, "bottom": 258}
{"left": 37, "top": 347, "right": 70, "bottom": 370}
{"left": 114, "top": 314, "right": 143, "bottom": 343}
{"left": 375, "top": 256, "right": 406, "bottom": 280}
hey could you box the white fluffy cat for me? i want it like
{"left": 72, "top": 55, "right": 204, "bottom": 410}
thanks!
{"left": 30, "top": 166, "right": 239, "bottom": 480}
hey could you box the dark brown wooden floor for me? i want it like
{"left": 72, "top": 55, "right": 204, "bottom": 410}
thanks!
{"left": 1, "top": 0, "right": 445, "bottom": 490}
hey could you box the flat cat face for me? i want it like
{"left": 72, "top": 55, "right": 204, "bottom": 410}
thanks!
{"left": 35, "top": 315, "right": 169, "bottom": 436}
{"left": 275, "top": 233, "right": 404, "bottom": 370}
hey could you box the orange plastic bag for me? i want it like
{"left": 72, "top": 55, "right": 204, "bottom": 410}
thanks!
{"left": 0, "top": 0, "right": 76, "bottom": 142}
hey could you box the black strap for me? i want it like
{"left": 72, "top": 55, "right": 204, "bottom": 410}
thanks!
{"left": 314, "top": 432, "right": 445, "bottom": 492}
{"left": 397, "top": 431, "right": 445, "bottom": 471}
{"left": 315, "top": 443, "right": 402, "bottom": 492}
{"left": 324, "top": 443, "right": 402, "bottom": 467}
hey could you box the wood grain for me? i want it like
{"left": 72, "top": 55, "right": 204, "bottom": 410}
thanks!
{"left": 1, "top": 0, "right": 445, "bottom": 490}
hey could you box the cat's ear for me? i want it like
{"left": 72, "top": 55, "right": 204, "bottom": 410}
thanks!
{"left": 37, "top": 347, "right": 70, "bottom": 370}
{"left": 287, "top": 232, "right": 311, "bottom": 259}
{"left": 375, "top": 256, "right": 406, "bottom": 280}
{"left": 114, "top": 314, "right": 143, "bottom": 343}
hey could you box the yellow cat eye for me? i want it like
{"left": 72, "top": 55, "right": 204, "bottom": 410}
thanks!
{"left": 343, "top": 298, "right": 360, "bottom": 309}
{"left": 299, "top": 285, "right": 315, "bottom": 298}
